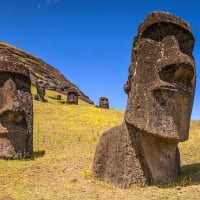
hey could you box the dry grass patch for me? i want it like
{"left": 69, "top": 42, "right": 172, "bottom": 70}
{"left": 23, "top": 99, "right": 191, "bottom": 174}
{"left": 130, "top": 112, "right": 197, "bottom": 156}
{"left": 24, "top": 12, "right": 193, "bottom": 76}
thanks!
{"left": 0, "top": 88, "right": 199, "bottom": 200}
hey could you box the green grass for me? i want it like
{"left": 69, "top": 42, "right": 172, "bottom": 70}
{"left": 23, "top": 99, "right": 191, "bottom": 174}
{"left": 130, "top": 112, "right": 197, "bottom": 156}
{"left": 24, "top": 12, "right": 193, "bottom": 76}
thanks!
{"left": 0, "top": 88, "right": 200, "bottom": 200}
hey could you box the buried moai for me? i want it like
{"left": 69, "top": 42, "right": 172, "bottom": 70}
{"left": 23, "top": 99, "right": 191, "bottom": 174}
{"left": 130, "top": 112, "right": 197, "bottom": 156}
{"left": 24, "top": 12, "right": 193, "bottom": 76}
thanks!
{"left": 99, "top": 97, "right": 109, "bottom": 109}
{"left": 0, "top": 59, "right": 33, "bottom": 159}
{"left": 67, "top": 87, "right": 78, "bottom": 104}
{"left": 35, "top": 80, "right": 46, "bottom": 102}
{"left": 93, "top": 11, "right": 196, "bottom": 187}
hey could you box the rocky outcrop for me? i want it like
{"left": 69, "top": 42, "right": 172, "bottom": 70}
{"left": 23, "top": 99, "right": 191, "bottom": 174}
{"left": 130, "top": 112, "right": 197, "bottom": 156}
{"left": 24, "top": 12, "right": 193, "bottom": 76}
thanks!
{"left": 0, "top": 42, "right": 93, "bottom": 104}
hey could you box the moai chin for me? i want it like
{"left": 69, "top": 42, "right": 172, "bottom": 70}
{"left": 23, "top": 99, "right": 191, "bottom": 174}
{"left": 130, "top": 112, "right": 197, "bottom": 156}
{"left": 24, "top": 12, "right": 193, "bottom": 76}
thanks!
{"left": 93, "top": 11, "right": 196, "bottom": 187}
{"left": 99, "top": 97, "right": 109, "bottom": 109}
{"left": 35, "top": 80, "right": 46, "bottom": 102}
{"left": 0, "top": 59, "right": 33, "bottom": 159}
{"left": 67, "top": 87, "right": 78, "bottom": 105}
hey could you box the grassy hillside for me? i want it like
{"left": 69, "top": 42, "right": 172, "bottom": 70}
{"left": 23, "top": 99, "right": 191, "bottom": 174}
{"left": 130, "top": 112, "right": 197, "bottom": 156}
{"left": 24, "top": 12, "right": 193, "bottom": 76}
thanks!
{"left": 0, "top": 89, "right": 200, "bottom": 200}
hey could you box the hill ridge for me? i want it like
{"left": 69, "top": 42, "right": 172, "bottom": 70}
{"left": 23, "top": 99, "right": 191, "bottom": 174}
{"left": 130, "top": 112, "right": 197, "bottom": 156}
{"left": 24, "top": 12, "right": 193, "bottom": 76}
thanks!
{"left": 0, "top": 41, "right": 93, "bottom": 104}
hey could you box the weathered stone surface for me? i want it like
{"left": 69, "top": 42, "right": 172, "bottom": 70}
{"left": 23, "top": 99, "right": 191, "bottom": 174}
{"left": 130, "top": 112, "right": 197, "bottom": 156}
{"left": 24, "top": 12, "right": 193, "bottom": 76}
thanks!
{"left": 35, "top": 80, "right": 46, "bottom": 102}
{"left": 93, "top": 11, "right": 196, "bottom": 187}
{"left": 0, "top": 53, "right": 33, "bottom": 159}
{"left": 67, "top": 87, "right": 78, "bottom": 105}
{"left": 0, "top": 42, "right": 94, "bottom": 104}
{"left": 93, "top": 123, "right": 146, "bottom": 187}
{"left": 99, "top": 97, "right": 109, "bottom": 109}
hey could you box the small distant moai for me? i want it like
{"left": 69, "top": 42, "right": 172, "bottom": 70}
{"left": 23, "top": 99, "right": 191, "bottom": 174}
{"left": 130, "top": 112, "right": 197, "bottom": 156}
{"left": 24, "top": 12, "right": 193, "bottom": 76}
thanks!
{"left": 93, "top": 11, "right": 196, "bottom": 187}
{"left": 0, "top": 57, "right": 33, "bottom": 159}
{"left": 99, "top": 97, "right": 109, "bottom": 109}
{"left": 67, "top": 87, "right": 78, "bottom": 104}
{"left": 35, "top": 80, "right": 46, "bottom": 102}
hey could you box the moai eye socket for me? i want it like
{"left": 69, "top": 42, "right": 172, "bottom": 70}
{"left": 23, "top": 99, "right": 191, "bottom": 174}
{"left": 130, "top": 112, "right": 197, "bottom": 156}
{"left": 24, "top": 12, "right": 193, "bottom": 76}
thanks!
{"left": 0, "top": 73, "right": 10, "bottom": 87}
{"left": 14, "top": 74, "right": 31, "bottom": 92}
{"left": 159, "top": 63, "right": 194, "bottom": 88}
{"left": 0, "top": 72, "right": 31, "bottom": 92}
{"left": 141, "top": 22, "right": 194, "bottom": 57}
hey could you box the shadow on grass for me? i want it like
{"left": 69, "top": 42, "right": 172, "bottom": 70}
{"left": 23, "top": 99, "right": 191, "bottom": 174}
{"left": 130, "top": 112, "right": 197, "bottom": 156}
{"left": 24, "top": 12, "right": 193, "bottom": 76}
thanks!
{"left": 31, "top": 150, "right": 45, "bottom": 159}
{"left": 48, "top": 96, "right": 59, "bottom": 100}
{"left": 47, "top": 96, "right": 66, "bottom": 104}
{"left": 180, "top": 163, "right": 200, "bottom": 185}
{"left": 159, "top": 163, "right": 200, "bottom": 188}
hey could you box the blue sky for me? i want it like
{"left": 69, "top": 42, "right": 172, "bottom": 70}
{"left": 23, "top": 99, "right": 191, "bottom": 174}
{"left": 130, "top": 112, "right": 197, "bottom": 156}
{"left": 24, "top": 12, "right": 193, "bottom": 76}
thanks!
{"left": 0, "top": 0, "right": 199, "bottom": 119}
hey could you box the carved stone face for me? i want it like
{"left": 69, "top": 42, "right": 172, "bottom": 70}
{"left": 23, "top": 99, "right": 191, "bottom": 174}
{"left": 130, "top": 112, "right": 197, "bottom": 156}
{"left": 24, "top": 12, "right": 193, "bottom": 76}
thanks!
{"left": 99, "top": 97, "right": 109, "bottom": 109}
{"left": 35, "top": 80, "right": 45, "bottom": 102}
{"left": 67, "top": 88, "right": 78, "bottom": 104}
{"left": 125, "top": 12, "right": 196, "bottom": 141}
{"left": 0, "top": 63, "right": 33, "bottom": 158}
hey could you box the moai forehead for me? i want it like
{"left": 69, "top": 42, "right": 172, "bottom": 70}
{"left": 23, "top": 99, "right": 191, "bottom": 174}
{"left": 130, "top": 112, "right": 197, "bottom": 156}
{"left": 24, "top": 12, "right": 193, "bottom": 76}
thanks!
{"left": 67, "top": 87, "right": 78, "bottom": 94}
{"left": 124, "top": 11, "right": 196, "bottom": 141}
{"left": 100, "top": 97, "right": 108, "bottom": 102}
{"left": 0, "top": 49, "right": 30, "bottom": 78}
{"left": 0, "top": 61, "right": 30, "bottom": 79}
{"left": 138, "top": 11, "right": 193, "bottom": 36}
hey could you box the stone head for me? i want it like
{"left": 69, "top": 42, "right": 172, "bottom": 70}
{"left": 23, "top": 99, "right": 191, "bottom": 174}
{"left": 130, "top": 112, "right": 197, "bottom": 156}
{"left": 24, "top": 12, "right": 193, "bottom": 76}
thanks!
{"left": 35, "top": 79, "right": 45, "bottom": 101}
{"left": 124, "top": 12, "right": 196, "bottom": 141}
{"left": 99, "top": 97, "right": 109, "bottom": 109}
{"left": 67, "top": 87, "right": 78, "bottom": 104}
{"left": 0, "top": 59, "right": 33, "bottom": 158}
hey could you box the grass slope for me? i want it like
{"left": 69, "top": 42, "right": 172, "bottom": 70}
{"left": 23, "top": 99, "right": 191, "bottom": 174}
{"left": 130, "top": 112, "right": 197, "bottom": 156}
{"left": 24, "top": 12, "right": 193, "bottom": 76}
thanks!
{"left": 0, "top": 88, "right": 200, "bottom": 200}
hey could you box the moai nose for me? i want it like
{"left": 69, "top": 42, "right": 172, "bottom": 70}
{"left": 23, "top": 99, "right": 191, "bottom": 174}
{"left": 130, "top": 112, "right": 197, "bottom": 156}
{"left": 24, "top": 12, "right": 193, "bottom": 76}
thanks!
{"left": 158, "top": 35, "right": 195, "bottom": 91}
{"left": 1, "top": 79, "right": 20, "bottom": 112}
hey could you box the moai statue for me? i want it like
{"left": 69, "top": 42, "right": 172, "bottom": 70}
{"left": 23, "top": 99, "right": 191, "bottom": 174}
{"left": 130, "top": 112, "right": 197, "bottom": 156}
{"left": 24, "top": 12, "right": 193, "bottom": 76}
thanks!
{"left": 67, "top": 87, "right": 78, "bottom": 105}
{"left": 93, "top": 11, "right": 196, "bottom": 187}
{"left": 99, "top": 97, "right": 109, "bottom": 109}
{"left": 35, "top": 80, "right": 46, "bottom": 102}
{"left": 0, "top": 58, "right": 33, "bottom": 159}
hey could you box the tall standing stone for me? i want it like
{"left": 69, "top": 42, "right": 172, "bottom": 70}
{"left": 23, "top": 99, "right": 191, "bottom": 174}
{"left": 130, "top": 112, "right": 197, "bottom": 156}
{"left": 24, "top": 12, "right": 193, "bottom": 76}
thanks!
{"left": 67, "top": 87, "right": 78, "bottom": 105}
{"left": 93, "top": 11, "right": 196, "bottom": 187}
{"left": 35, "top": 80, "right": 46, "bottom": 102}
{"left": 99, "top": 97, "right": 109, "bottom": 109}
{"left": 0, "top": 55, "right": 33, "bottom": 159}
